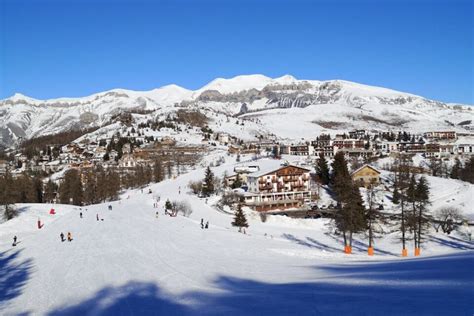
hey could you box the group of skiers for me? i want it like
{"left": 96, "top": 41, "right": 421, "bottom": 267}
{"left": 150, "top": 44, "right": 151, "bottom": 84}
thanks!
{"left": 60, "top": 232, "right": 73, "bottom": 242}
{"left": 201, "top": 218, "right": 209, "bottom": 229}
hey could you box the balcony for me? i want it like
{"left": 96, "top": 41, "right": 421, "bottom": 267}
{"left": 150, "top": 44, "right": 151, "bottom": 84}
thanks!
{"left": 259, "top": 183, "right": 273, "bottom": 191}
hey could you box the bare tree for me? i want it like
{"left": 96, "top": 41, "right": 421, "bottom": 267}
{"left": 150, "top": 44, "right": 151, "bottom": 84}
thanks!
{"left": 433, "top": 207, "right": 463, "bottom": 234}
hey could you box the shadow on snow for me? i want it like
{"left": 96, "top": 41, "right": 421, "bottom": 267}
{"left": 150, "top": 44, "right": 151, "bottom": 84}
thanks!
{"left": 0, "top": 249, "right": 33, "bottom": 307}
{"left": 46, "top": 252, "right": 474, "bottom": 316}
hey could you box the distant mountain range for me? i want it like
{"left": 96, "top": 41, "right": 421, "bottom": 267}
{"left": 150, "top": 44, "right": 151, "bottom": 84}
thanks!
{"left": 1, "top": 74, "right": 472, "bottom": 148}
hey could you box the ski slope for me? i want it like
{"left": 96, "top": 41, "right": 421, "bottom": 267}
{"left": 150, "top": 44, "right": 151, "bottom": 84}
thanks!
{"left": 1, "top": 163, "right": 473, "bottom": 315}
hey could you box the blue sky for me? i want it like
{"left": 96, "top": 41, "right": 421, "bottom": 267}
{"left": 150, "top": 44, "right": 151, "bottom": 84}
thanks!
{"left": 1, "top": 0, "right": 472, "bottom": 104}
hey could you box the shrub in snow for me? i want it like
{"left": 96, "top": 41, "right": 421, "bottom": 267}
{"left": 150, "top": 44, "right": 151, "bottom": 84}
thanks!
{"left": 172, "top": 201, "right": 193, "bottom": 217}
{"left": 188, "top": 180, "right": 202, "bottom": 195}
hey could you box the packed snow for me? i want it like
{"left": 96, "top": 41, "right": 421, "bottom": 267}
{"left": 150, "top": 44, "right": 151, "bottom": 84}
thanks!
{"left": 1, "top": 158, "right": 473, "bottom": 315}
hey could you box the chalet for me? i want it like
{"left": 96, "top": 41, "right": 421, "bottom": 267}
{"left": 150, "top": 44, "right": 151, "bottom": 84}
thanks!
{"left": 379, "top": 141, "right": 399, "bottom": 154}
{"left": 313, "top": 145, "right": 334, "bottom": 157}
{"left": 279, "top": 145, "right": 290, "bottom": 155}
{"left": 332, "top": 137, "right": 365, "bottom": 148}
{"left": 439, "top": 144, "right": 455, "bottom": 156}
{"left": 225, "top": 165, "right": 261, "bottom": 187}
{"left": 425, "top": 131, "right": 457, "bottom": 140}
{"left": 348, "top": 130, "right": 367, "bottom": 139}
{"left": 425, "top": 143, "right": 440, "bottom": 158}
{"left": 288, "top": 144, "right": 313, "bottom": 156}
{"left": 217, "top": 133, "right": 230, "bottom": 145}
{"left": 351, "top": 165, "right": 381, "bottom": 187}
{"left": 122, "top": 143, "right": 132, "bottom": 154}
{"left": 399, "top": 141, "right": 425, "bottom": 153}
{"left": 119, "top": 153, "right": 137, "bottom": 168}
{"left": 244, "top": 165, "right": 312, "bottom": 212}
{"left": 338, "top": 148, "right": 374, "bottom": 158}
{"left": 457, "top": 144, "right": 473, "bottom": 155}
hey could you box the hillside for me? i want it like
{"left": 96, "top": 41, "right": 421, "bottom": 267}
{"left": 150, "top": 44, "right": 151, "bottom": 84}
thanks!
{"left": 0, "top": 156, "right": 473, "bottom": 315}
{"left": 1, "top": 75, "right": 473, "bottom": 148}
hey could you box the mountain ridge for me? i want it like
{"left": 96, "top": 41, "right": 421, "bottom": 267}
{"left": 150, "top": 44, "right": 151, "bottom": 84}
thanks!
{"left": 0, "top": 74, "right": 473, "bottom": 148}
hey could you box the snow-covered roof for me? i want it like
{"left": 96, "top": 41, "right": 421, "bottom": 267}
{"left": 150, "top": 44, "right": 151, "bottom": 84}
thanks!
{"left": 248, "top": 164, "right": 310, "bottom": 178}
{"left": 351, "top": 164, "right": 381, "bottom": 176}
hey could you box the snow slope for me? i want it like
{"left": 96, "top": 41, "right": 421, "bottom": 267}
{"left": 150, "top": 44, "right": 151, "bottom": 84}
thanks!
{"left": 1, "top": 159, "right": 473, "bottom": 315}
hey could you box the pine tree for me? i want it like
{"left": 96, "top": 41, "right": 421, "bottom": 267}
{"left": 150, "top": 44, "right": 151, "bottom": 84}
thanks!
{"left": 316, "top": 153, "right": 330, "bottom": 185}
{"left": 153, "top": 159, "right": 164, "bottom": 182}
{"left": 17, "top": 173, "right": 36, "bottom": 203}
{"left": 105, "top": 168, "right": 120, "bottom": 201}
{"left": 95, "top": 166, "right": 107, "bottom": 202}
{"left": 460, "top": 156, "right": 474, "bottom": 184}
{"left": 232, "top": 204, "right": 248, "bottom": 232}
{"left": 231, "top": 173, "right": 242, "bottom": 189}
{"left": 415, "top": 176, "right": 430, "bottom": 251}
{"left": 59, "top": 169, "right": 83, "bottom": 205}
{"left": 331, "top": 152, "right": 365, "bottom": 250}
{"left": 83, "top": 170, "right": 97, "bottom": 204}
{"left": 394, "top": 155, "right": 412, "bottom": 254}
{"left": 365, "top": 182, "right": 383, "bottom": 250}
{"left": 32, "top": 175, "right": 44, "bottom": 203}
{"left": 406, "top": 174, "right": 418, "bottom": 248}
{"left": 0, "top": 169, "right": 18, "bottom": 220}
{"left": 165, "top": 199, "right": 173, "bottom": 210}
{"left": 44, "top": 179, "right": 57, "bottom": 203}
{"left": 392, "top": 179, "right": 400, "bottom": 204}
{"left": 202, "top": 166, "right": 215, "bottom": 196}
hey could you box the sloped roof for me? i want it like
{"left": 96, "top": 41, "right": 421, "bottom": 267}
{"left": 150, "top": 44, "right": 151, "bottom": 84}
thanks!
{"left": 350, "top": 164, "right": 381, "bottom": 176}
{"left": 248, "top": 164, "right": 311, "bottom": 178}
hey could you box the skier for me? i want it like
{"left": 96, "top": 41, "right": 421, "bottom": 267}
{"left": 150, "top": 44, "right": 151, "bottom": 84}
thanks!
{"left": 200, "top": 218, "right": 204, "bottom": 229}
{"left": 205, "top": 221, "right": 209, "bottom": 229}
{"left": 148, "top": 189, "right": 152, "bottom": 194}
{"left": 178, "top": 186, "right": 181, "bottom": 195}
{"left": 80, "top": 212, "right": 83, "bottom": 218}
{"left": 60, "top": 232, "right": 65, "bottom": 242}
{"left": 108, "top": 205, "right": 112, "bottom": 211}
{"left": 155, "top": 211, "right": 159, "bottom": 219}
{"left": 67, "top": 232, "right": 72, "bottom": 242}
{"left": 96, "top": 214, "right": 99, "bottom": 221}
{"left": 12, "top": 236, "right": 17, "bottom": 247}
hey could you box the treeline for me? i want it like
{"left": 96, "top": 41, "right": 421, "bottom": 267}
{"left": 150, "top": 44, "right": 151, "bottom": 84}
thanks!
{"left": 0, "top": 171, "right": 45, "bottom": 220}
{"left": 0, "top": 159, "right": 166, "bottom": 221}
{"left": 449, "top": 156, "right": 474, "bottom": 184}
{"left": 58, "top": 160, "right": 165, "bottom": 206}
{"left": 20, "top": 127, "right": 100, "bottom": 159}
{"left": 315, "top": 152, "right": 431, "bottom": 255}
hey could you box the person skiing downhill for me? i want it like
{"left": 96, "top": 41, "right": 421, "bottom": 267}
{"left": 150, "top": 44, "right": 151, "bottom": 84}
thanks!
{"left": 12, "top": 236, "right": 17, "bottom": 246}
{"left": 80, "top": 212, "right": 83, "bottom": 218}
{"left": 67, "top": 232, "right": 72, "bottom": 242}
{"left": 201, "top": 218, "right": 204, "bottom": 229}
{"left": 205, "top": 221, "right": 209, "bottom": 229}
{"left": 60, "top": 232, "right": 65, "bottom": 242}
{"left": 96, "top": 214, "right": 99, "bottom": 221}
{"left": 155, "top": 211, "right": 159, "bottom": 219}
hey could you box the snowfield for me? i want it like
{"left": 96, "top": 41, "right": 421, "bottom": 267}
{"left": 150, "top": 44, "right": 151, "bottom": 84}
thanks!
{"left": 1, "top": 161, "right": 473, "bottom": 315}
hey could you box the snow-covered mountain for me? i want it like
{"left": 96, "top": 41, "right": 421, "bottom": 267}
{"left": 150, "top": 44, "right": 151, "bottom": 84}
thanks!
{"left": 1, "top": 75, "right": 473, "bottom": 147}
